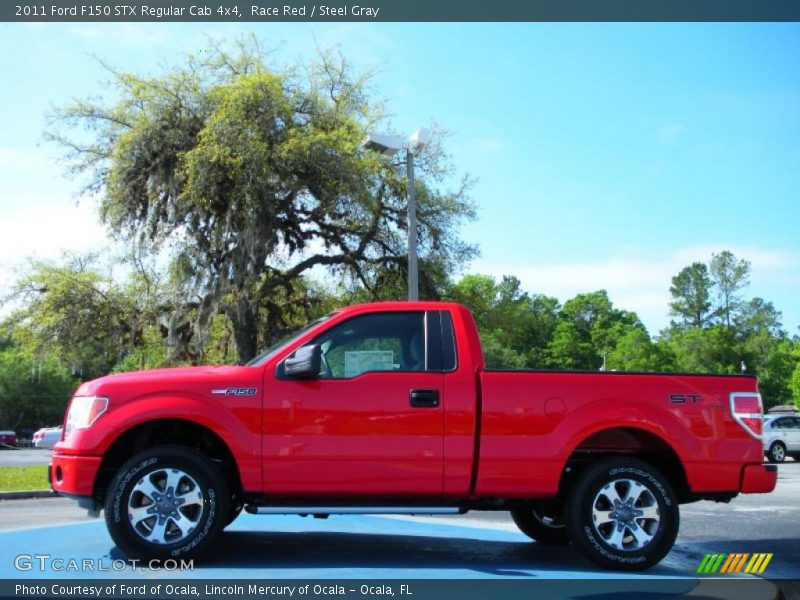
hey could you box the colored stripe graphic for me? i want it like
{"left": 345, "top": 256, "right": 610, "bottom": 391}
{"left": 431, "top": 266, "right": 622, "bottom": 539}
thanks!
{"left": 697, "top": 553, "right": 726, "bottom": 574}
{"left": 753, "top": 553, "right": 773, "bottom": 574}
{"left": 698, "top": 552, "right": 773, "bottom": 575}
{"left": 696, "top": 554, "right": 712, "bottom": 573}
{"left": 745, "top": 554, "right": 761, "bottom": 574}
{"left": 711, "top": 553, "right": 726, "bottom": 573}
{"left": 720, "top": 553, "right": 736, "bottom": 573}
{"left": 732, "top": 553, "right": 750, "bottom": 573}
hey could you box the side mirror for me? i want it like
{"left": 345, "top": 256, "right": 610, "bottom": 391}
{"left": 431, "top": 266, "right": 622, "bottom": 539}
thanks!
{"left": 284, "top": 344, "right": 321, "bottom": 379}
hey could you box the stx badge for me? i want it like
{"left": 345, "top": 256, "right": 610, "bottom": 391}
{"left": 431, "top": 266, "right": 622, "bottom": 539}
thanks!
{"left": 670, "top": 394, "right": 702, "bottom": 404}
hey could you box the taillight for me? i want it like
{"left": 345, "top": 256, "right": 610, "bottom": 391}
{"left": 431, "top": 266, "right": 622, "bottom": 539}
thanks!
{"left": 730, "top": 392, "right": 763, "bottom": 439}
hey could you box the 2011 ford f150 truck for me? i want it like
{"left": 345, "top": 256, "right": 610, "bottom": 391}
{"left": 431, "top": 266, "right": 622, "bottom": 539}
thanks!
{"left": 51, "top": 301, "right": 777, "bottom": 570}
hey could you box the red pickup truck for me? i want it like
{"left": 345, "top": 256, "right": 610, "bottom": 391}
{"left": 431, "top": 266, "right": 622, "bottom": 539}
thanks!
{"left": 51, "top": 301, "right": 776, "bottom": 570}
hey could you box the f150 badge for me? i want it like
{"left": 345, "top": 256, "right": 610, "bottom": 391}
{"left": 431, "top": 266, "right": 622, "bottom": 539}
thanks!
{"left": 211, "top": 388, "right": 258, "bottom": 396}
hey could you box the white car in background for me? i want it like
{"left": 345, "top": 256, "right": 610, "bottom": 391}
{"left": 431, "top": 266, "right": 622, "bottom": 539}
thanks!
{"left": 32, "top": 426, "right": 62, "bottom": 449}
{"left": 763, "top": 414, "right": 800, "bottom": 463}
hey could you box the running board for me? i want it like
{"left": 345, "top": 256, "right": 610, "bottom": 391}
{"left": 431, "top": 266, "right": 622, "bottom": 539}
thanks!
{"left": 246, "top": 506, "right": 461, "bottom": 515}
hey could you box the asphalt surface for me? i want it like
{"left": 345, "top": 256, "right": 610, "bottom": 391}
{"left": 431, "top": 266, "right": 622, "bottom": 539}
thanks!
{"left": 0, "top": 448, "right": 52, "bottom": 467}
{"left": 0, "top": 463, "right": 797, "bottom": 590}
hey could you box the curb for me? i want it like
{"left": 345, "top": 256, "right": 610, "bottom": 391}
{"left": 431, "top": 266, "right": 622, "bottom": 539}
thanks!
{"left": 0, "top": 490, "right": 59, "bottom": 500}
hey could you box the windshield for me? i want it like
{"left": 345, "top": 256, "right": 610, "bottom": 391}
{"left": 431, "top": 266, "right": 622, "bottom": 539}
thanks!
{"left": 246, "top": 313, "right": 334, "bottom": 366}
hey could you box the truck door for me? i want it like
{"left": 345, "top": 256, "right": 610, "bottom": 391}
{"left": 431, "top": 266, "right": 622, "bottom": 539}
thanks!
{"left": 263, "top": 310, "right": 445, "bottom": 496}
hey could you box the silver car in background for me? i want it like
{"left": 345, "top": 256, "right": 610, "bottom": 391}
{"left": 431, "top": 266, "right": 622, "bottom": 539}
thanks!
{"left": 763, "top": 414, "right": 800, "bottom": 462}
{"left": 32, "top": 426, "right": 63, "bottom": 449}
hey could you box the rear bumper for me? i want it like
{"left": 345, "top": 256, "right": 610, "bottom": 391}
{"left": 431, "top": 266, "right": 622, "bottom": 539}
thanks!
{"left": 50, "top": 452, "right": 102, "bottom": 497}
{"left": 740, "top": 463, "right": 778, "bottom": 493}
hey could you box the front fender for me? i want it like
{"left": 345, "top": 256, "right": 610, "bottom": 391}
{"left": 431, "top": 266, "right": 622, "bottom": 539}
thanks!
{"left": 56, "top": 392, "right": 261, "bottom": 492}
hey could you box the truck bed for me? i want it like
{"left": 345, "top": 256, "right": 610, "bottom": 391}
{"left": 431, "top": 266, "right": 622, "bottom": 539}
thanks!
{"left": 475, "top": 370, "right": 762, "bottom": 498}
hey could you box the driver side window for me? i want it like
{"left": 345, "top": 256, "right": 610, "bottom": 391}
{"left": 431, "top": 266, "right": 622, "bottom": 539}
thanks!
{"left": 312, "top": 312, "right": 426, "bottom": 379}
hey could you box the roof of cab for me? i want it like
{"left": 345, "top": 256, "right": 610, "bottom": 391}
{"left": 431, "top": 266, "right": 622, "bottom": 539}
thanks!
{"left": 335, "top": 300, "right": 466, "bottom": 314}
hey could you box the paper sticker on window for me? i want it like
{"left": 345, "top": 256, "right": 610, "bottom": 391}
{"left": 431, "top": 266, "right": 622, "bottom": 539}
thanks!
{"left": 344, "top": 351, "right": 395, "bottom": 377}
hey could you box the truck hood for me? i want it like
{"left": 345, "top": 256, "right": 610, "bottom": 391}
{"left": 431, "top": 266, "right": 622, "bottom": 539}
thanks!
{"left": 74, "top": 365, "right": 260, "bottom": 400}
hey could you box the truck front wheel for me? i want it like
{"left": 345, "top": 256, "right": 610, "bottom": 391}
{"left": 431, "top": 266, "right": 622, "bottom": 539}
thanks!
{"left": 564, "top": 457, "right": 679, "bottom": 570}
{"left": 104, "top": 445, "right": 230, "bottom": 561}
{"left": 510, "top": 503, "right": 569, "bottom": 545}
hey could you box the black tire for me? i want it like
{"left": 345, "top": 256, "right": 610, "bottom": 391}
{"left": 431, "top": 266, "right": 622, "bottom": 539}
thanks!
{"left": 225, "top": 500, "right": 244, "bottom": 528}
{"left": 768, "top": 442, "right": 786, "bottom": 463}
{"left": 564, "top": 457, "right": 679, "bottom": 571}
{"left": 104, "top": 445, "right": 230, "bottom": 561}
{"left": 511, "top": 502, "right": 569, "bottom": 545}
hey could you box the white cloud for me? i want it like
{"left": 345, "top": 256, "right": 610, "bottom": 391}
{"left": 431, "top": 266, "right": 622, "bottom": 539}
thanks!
{"left": 672, "top": 245, "right": 795, "bottom": 270}
{"left": 0, "top": 148, "right": 50, "bottom": 170}
{"left": 0, "top": 196, "right": 110, "bottom": 315}
{"left": 0, "top": 197, "right": 107, "bottom": 267}
{"left": 471, "top": 245, "right": 800, "bottom": 334}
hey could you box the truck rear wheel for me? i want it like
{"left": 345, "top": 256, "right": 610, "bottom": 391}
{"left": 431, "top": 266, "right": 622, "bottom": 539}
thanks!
{"left": 510, "top": 503, "right": 569, "bottom": 545}
{"left": 564, "top": 457, "right": 679, "bottom": 571}
{"left": 225, "top": 500, "right": 244, "bottom": 528}
{"left": 104, "top": 445, "right": 230, "bottom": 561}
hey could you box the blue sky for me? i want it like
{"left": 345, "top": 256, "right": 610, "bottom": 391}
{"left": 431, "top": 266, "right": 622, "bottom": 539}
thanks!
{"left": 0, "top": 22, "right": 798, "bottom": 335}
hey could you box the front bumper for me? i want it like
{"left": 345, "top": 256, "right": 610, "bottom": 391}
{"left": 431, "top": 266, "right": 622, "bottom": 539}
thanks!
{"left": 49, "top": 452, "right": 102, "bottom": 497}
{"left": 740, "top": 463, "right": 778, "bottom": 493}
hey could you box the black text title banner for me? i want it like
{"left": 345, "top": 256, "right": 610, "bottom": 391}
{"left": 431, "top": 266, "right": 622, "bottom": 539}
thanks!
{"left": 5, "top": 0, "right": 800, "bottom": 22}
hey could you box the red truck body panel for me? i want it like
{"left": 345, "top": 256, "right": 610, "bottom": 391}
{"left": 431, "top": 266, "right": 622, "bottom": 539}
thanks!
{"left": 263, "top": 370, "right": 446, "bottom": 496}
{"left": 476, "top": 371, "right": 763, "bottom": 497}
{"left": 51, "top": 300, "right": 776, "bottom": 505}
{"left": 54, "top": 365, "right": 264, "bottom": 492}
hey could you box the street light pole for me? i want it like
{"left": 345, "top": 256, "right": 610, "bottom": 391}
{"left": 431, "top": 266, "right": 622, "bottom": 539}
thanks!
{"left": 406, "top": 150, "right": 418, "bottom": 301}
{"left": 363, "top": 128, "right": 430, "bottom": 302}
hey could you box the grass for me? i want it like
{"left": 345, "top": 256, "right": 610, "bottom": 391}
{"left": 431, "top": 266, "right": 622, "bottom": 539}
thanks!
{"left": 0, "top": 465, "right": 50, "bottom": 492}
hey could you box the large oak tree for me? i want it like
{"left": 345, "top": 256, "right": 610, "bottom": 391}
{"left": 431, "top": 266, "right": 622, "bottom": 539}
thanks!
{"left": 48, "top": 40, "right": 475, "bottom": 361}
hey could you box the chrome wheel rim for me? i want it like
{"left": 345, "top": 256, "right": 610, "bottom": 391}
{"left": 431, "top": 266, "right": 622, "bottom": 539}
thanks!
{"left": 591, "top": 479, "right": 661, "bottom": 551}
{"left": 772, "top": 445, "right": 785, "bottom": 461}
{"left": 128, "top": 468, "right": 204, "bottom": 545}
{"left": 532, "top": 509, "right": 564, "bottom": 529}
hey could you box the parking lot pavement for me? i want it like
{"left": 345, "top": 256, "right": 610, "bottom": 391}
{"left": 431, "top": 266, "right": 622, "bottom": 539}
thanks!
{"left": 0, "top": 464, "right": 795, "bottom": 586}
{"left": 0, "top": 501, "right": 796, "bottom": 584}
{"left": 0, "top": 448, "right": 52, "bottom": 467}
{"left": 0, "top": 511, "right": 711, "bottom": 581}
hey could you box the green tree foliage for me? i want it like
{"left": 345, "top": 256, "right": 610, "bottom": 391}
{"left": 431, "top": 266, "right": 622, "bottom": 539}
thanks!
{"left": 607, "top": 329, "right": 675, "bottom": 372}
{"left": 4, "top": 255, "right": 134, "bottom": 379}
{"left": 0, "top": 349, "right": 77, "bottom": 430}
{"left": 669, "top": 262, "right": 712, "bottom": 328}
{"left": 548, "top": 291, "right": 644, "bottom": 371}
{"left": 710, "top": 251, "right": 751, "bottom": 328}
{"left": 660, "top": 251, "right": 797, "bottom": 409}
{"left": 661, "top": 326, "right": 740, "bottom": 374}
{"left": 444, "top": 274, "right": 558, "bottom": 368}
{"left": 47, "top": 39, "right": 475, "bottom": 361}
{"left": 791, "top": 346, "right": 800, "bottom": 409}
{"left": 757, "top": 339, "right": 797, "bottom": 409}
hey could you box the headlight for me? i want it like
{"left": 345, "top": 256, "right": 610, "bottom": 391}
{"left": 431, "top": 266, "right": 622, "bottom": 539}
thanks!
{"left": 64, "top": 396, "right": 109, "bottom": 436}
